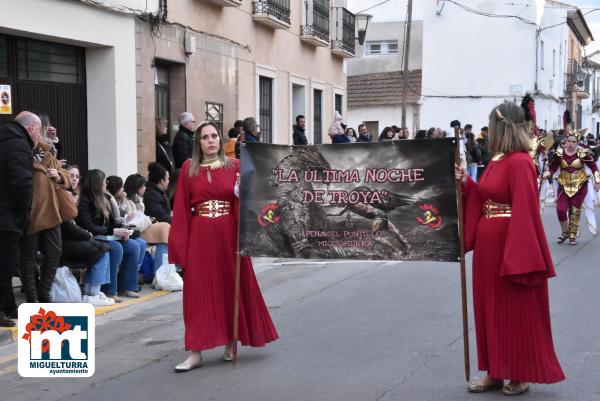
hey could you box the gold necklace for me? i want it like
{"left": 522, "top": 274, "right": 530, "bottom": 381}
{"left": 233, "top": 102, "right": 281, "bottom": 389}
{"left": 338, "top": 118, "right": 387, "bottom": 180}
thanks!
{"left": 201, "top": 157, "right": 224, "bottom": 170}
{"left": 491, "top": 153, "right": 505, "bottom": 161}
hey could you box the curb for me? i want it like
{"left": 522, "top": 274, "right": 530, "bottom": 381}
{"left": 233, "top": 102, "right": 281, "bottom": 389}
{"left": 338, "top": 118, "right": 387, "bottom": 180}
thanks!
{"left": 0, "top": 290, "right": 173, "bottom": 347}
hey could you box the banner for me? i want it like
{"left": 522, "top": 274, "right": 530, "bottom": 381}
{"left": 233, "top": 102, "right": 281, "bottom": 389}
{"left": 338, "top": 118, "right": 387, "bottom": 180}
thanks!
{"left": 239, "top": 140, "right": 459, "bottom": 261}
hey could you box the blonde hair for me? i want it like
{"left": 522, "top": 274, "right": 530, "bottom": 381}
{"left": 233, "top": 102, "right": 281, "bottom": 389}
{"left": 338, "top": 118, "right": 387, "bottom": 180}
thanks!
{"left": 188, "top": 121, "right": 233, "bottom": 177}
{"left": 488, "top": 101, "right": 531, "bottom": 155}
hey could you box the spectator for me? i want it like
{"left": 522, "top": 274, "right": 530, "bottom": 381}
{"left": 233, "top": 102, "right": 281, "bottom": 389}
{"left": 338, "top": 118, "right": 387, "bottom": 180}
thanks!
{"left": 328, "top": 111, "right": 348, "bottom": 143}
{"left": 60, "top": 218, "right": 114, "bottom": 306}
{"left": 345, "top": 127, "right": 357, "bottom": 143}
{"left": 144, "top": 162, "right": 172, "bottom": 224}
{"left": 426, "top": 127, "right": 436, "bottom": 139}
{"left": 224, "top": 128, "right": 238, "bottom": 158}
{"left": 243, "top": 117, "right": 260, "bottom": 142}
{"left": 19, "top": 122, "right": 70, "bottom": 303}
{"left": 478, "top": 126, "right": 491, "bottom": 171}
{"left": 399, "top": 127, "right": 410, "bottom": 139}
{"left": 39, "top": 114, "right": 62, "bottom": 161}
{"left": 378, "top": 127, "right": 395, "bottom": 142}
{"left": 414, "top": 129, "right": 427, "bottom": 139}
{"left": 123, "top": 173, "right": 170, "bottom": 274}
{"left": 78, "top": 170, "right": 142, "bottom": 302}
{"left": 466, "top": 132, "right": 481, "bottom": 182}
{"left": 105, "top": 176, "right": 127, "bottom": 226}
{"left": 66, "top": 165, "right": 81, "bottom": 202}
{"left": 292, "top": 115, "right": 308, "bottom": 145}
{"left": 156, "top": 117, "right": 175, "bottom": 173}
{"left": 0, "top": 111, "right": 39, "bottom": 326}
{"left": 433, "top": 128, "right": 444, "bottom": 138}
{"left": 356, "top": 123, "right": 371, "bottom": 142}
{"left": 233, "top": 119, "right": 244, "bottom": 159}
{"left": 173, "top": 112, "right": 196, "bottom": 168}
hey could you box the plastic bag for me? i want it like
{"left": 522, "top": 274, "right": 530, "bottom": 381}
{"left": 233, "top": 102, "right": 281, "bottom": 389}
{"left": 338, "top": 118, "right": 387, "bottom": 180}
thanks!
{"left": 50, "top": 266, "right": 83, "bottom": 303}
{"left": 153, "top": 254, "right": 183, "bottom": 292}
{"left": 125, "top": 211, "right": 152, "bottom": 232}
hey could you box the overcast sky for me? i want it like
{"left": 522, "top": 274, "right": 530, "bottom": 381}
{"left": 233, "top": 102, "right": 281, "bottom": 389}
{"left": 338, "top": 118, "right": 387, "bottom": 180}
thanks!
{"left": 347, "top": 0, "right": 600, "bottom": 54}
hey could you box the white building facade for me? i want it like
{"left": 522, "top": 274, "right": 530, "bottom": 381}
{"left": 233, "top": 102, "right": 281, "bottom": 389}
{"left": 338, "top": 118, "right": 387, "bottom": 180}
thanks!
{"left": 420, "top": 0, "right": 593, "bottom": 133}
{"left": 582, "top": 51, "right": 600, "bottom": 137}
{"left": 0, "top": 0, "right": 146, "bottom": 176}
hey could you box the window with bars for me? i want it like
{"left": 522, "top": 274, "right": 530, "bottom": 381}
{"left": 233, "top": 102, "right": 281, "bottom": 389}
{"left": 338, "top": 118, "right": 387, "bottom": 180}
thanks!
{"left": 313, "top": 89, "right": 322, "bottom": 144}
{"left": 17, "top": 38, "right": 85, "bottom": 84}
{"left": 365, "top": 40, "right": 398, "bottom": 55}
{"left": 205, "top": 102, "right": 224, "bottom": 135}
{"left": 259, "top": 76, "right": 273, "bottom": 143}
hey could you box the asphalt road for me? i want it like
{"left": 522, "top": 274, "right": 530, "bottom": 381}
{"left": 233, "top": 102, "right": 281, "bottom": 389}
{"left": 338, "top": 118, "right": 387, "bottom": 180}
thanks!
{"left": 0, "top": 205, "right": 598, "bottom": 401}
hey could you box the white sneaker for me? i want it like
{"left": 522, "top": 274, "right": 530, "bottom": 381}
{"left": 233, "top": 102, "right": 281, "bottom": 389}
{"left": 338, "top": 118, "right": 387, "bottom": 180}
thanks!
{"left": 83, "top": 294, "right": 115, "bottom": 306}
{"left": 98, "top": 292, "right": 115, "bottom": 305}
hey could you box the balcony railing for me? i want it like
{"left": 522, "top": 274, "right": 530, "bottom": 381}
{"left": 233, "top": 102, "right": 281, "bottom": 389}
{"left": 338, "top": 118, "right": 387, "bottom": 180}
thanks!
{"left": 331, "top": 6, "right": 355, "bottom": 58}
{"left": 252, "top": 0, "right": 291, "bottom": 29}
{"left": 565, "top": 59, "right": 590, "bottom": 99}
{"left": 206, "top": 0, "right": 242, "bottom": 6}
{"left": 301, "top": 0, "right": 330, "bottom": 47}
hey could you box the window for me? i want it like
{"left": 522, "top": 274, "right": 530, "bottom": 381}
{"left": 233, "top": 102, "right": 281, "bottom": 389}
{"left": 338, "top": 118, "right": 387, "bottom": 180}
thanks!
{"left": 365, "top": 40, "right": 398, "bottom": 56}
{"left": 540, "top": 40, "right": 544, "bottom": 70}
{"left": 205, "top": 102, "right": 224, "bottom": 135}
{"left": 313, "top": 89, "right": 322, "bottom": 144}
{"left": 259, "top": 76, "right": 273, "bottom": 143}
{"left": 155, "top": 63, "right": 170, "bottom": 126}
{"left": 17, "top": 38, "right": 85, "bottom": 84}
{"left": 552, "top": 49, "right": 556, "bottom": 77}
{"left": 335, "top": 93, "right": 343, "bottom": 115}
{"left": 0, "top": 36, "right": 7, "bottom": 78}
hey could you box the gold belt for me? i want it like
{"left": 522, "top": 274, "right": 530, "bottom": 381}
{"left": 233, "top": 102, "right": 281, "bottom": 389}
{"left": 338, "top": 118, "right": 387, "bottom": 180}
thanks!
{"left": 482, "top": 199, "right": 512, "bottom": 219}
{"left": 192, "top": 200, "right": 231, "bottom": 218}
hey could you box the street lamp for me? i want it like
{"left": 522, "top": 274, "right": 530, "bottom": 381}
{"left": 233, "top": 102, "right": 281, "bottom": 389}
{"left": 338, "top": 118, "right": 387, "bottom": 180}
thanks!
{"left": 355, "top": 13, "right": 372, "bottom": 46}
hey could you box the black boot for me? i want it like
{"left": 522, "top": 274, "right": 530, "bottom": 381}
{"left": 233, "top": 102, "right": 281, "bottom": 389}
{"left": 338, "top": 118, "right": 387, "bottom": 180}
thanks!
{"left": 0, "top": 311, "right": 15, "bottom": 327}
{"left": 37, "top": 265, "right": 58, "bottom": 303}
{"left": 20, "top": 264, "right": 39, "bottom": 303}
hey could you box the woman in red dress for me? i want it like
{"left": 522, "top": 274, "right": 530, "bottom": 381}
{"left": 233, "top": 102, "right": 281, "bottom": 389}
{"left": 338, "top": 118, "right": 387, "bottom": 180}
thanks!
{"left": 456, "top": 102, "right": 564, "bottom": 395}
{"left": 169, "top": 122, "right": 278, "bottom": 372}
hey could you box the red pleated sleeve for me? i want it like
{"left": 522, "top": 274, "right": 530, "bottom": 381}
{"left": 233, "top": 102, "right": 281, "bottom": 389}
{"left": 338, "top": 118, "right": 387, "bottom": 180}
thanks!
{"left": 500, "top": 153, "right": 555, "bottom": 285}
{"left": 462, "top": 177, "right": 482, "bottom": 253}
{"left": 168, "top": 160, "right": 192, "bottom": 268}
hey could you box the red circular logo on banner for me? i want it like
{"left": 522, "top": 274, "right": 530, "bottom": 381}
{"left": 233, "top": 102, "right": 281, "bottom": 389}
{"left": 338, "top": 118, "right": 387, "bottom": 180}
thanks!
{"left": 416, "top": 204, "right": 443, "bottom": 228}
{"left": 258, "top": 203, "right": 281, "bottom": 227}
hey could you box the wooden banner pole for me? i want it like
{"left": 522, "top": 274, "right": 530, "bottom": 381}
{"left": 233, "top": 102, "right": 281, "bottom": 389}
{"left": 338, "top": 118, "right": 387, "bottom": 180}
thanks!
{"left": 232, "top": 173, "right": 242, "bottom": 366}
{"left": 454, "top": 126, "right": 471, "bottom": 382}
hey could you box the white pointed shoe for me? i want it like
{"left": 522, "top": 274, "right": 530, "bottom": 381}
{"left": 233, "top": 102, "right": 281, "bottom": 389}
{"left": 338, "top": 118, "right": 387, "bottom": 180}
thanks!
{"left": 174, "top": 356, "right": 203, "bottom": 372}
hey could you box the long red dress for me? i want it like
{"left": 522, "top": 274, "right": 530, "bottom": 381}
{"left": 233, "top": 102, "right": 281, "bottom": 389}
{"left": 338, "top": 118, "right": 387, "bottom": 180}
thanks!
{"left": 463, "top": 152, "right": 564, "bottom": 383}
{"left": 169, "top": 158, "right": 278, "bottom": 351}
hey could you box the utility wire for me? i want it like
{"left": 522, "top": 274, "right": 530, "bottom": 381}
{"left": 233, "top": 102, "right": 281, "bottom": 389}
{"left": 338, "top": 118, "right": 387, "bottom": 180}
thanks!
{"left": 356, "top": 0, "right": 393, "bottom": 15}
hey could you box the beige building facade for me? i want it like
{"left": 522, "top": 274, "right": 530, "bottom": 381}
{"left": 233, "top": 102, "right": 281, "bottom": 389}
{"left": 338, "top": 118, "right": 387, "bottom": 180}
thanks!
{"left": 137, "top": 0, "right": 355, "bottom": 171}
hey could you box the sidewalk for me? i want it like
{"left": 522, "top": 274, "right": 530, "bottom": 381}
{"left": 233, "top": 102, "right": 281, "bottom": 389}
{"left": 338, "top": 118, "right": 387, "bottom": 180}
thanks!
{"left": 0, "top": 257, "right": 293, "bottom": 346}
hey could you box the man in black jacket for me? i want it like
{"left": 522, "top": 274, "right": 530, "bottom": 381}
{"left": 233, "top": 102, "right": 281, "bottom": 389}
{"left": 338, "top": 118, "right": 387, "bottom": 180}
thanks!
{"left": 172, "top": 112, "right": 196, "bottom": 169}
{"left": 155, "top": 117, "right": 175, "bottom": 173}
{"left": 292, "top": 115, "right": 308, "bottom": 145}
{"left": 0, "top": 111, "right": 40, "bottom": 326}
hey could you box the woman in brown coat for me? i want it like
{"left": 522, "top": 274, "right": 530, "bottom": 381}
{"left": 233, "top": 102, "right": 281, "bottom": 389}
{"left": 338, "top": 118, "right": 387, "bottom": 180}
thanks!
{"left": 19, "top": 140, "right": 70, "bottom": 302}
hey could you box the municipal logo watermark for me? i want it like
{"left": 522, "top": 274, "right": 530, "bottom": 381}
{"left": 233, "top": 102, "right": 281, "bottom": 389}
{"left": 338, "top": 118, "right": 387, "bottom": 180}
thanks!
{"left": 18, "top": 303, "right": 95, "bottom": 377}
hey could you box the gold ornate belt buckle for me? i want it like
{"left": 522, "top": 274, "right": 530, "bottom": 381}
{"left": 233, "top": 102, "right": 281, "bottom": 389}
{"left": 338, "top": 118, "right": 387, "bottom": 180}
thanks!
{"left": 482, "top": 199, "right": 512, "bottom": 219}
